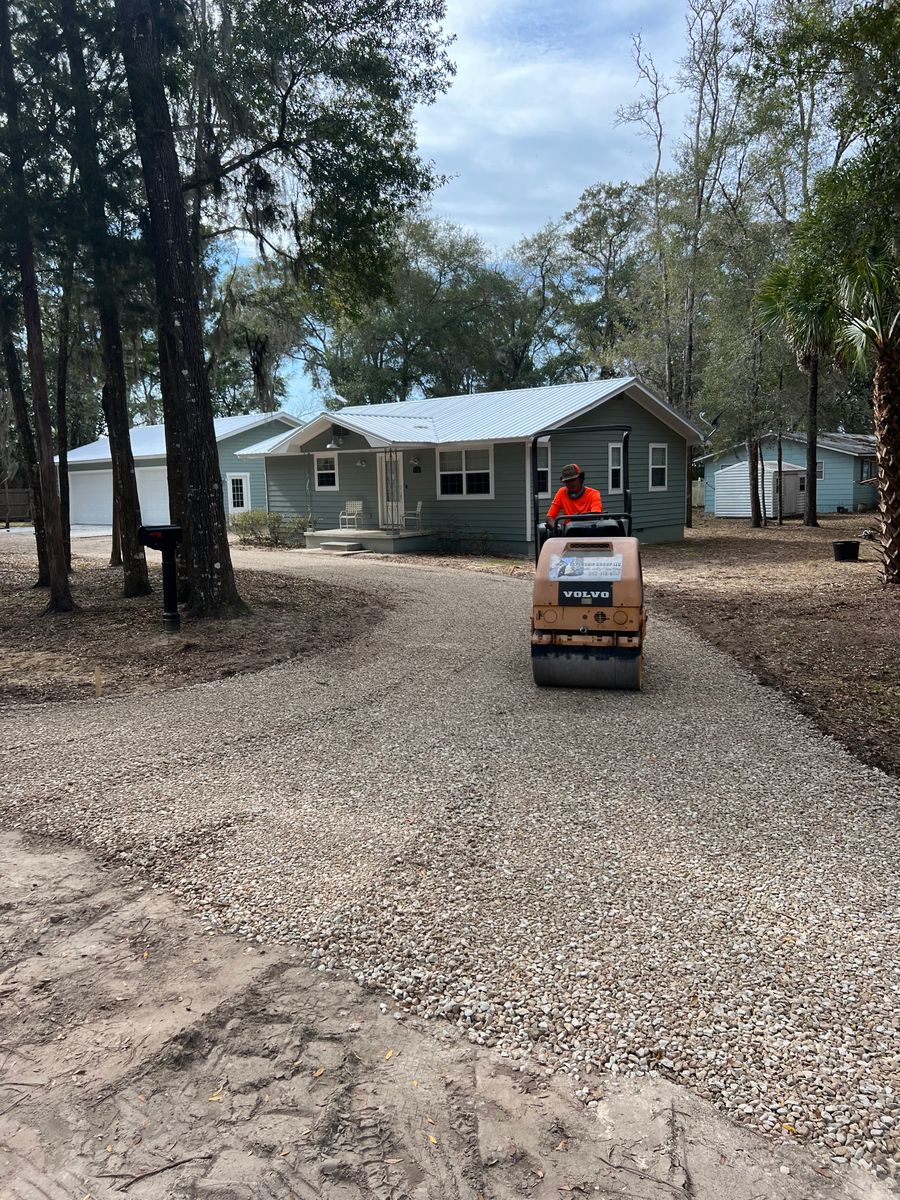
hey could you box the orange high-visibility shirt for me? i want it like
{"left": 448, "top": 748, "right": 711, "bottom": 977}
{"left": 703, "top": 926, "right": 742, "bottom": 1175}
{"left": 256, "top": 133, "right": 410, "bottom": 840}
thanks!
{"left": 546, "top": 486, "right": 603, "bottom": 520}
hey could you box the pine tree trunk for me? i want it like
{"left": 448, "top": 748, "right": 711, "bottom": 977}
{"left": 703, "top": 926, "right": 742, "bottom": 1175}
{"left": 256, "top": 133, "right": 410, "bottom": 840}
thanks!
{"left": 110, "top": 498, "right": 122, "bottom": 566}
{"left": 61, "top": 0, "right": 150, "bottom": 596}
{"left": 56, "top": 251, "right": 73, "bottom": 571}
{"left": 158, "top": 317, "right": 190, "bottom": 602}
{"left": 748, "top": 439, "right": 762, "bottom": 528}
{"left": 805, "top": 353, "right": 819, "bottom": 527}
{"left": 873, "top": 347, "right": 900, "bottom": 584}
{"left": 116, "top": 0, "right": 246, "bottom": 619}
{"left": 682, "top": 272, "right": 696, "bottom": 418}
{"left": 0, "top": 0, "right": 74, "bottom": 611}
{"left": 0, "top": 300, "right": 49, "bottom": 585}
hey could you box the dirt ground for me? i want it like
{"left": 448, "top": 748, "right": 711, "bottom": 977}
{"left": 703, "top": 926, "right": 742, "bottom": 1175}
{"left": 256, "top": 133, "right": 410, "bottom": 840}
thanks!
{"left": 2, "top": 829, "right": 888, "bottom": 1200}
{"left": 0, "top": 546, "right": 385, "bottom": 706}
{"left": 644, "top": 513, "right": 900, "bottom": 777}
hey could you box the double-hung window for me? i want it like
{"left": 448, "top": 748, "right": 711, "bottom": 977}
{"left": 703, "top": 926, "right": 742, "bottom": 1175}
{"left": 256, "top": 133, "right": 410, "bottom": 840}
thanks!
{"left": 815, "top": 460, "right": 824, "bottom": 480}
{"left": 314, "top": 453, "right": 339, "bottom": 491}
{"left": 649, "top": 444, "right": 668, "bottom": 491}
{"left": 437, "top": 447, "right": 493, "bottom": 498}
{"left": 608, "top": 442, "right": 623, "bottom": 494}
{"left": 536, "top": 442, "right": 550, "bottom": 497}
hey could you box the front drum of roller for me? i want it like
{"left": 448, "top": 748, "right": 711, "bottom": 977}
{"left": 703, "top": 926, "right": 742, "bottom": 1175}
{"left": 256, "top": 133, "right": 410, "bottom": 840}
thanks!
{"left": 531, "top": 646, "right": 643, "bottom": 691}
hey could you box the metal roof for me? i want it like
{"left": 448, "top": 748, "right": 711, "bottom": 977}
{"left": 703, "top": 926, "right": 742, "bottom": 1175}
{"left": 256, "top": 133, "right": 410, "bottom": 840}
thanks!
{"left": 783, "top": 432, "right": 876, "bottom": 457}
{"left": 64, "top": 412, "right": 301, "bottom": 464}
{"left": 699, "top": 431, "right": 876, "bottom": 463}
{"left": 238, "top": 379, "right": 703, "bottom": 456}
{"left": 714, "top": 459, "right": 805, "bottom": 475}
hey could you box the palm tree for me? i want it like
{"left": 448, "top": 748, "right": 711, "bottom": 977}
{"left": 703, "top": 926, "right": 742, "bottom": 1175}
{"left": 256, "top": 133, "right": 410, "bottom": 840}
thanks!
{"left": 757, "top": 261, "right": 839, "bottom": 528}
{"left": 837, "top": 253, "right": 900, "bottom": 583}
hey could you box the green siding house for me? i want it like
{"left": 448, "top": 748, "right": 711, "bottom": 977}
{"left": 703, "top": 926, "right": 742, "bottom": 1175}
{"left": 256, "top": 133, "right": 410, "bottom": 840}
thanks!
{"left": 238, "top": 379, "right": 703, "bottom": 555}
{"left": 63, "top": 413, "right": 301, "bottom": 526}
{"left": 701, "top": 433, "right": 878, "bottom": 517}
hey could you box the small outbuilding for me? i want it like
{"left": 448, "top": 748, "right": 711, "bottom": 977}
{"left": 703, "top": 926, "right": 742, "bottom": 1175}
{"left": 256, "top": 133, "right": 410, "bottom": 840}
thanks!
{"left": 712, "top": 460, "right": 806, "bottom": 518}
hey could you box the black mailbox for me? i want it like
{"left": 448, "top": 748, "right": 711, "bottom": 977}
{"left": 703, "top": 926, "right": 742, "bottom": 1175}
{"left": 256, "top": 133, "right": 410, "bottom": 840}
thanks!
{"left": 139, "top": 524, "right": 183, "bottom": 632}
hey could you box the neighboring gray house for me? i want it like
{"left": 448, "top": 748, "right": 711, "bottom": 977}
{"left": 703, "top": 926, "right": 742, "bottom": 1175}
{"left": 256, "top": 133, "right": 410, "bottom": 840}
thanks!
{"left": 238, "top": 379, "right": 703, "bottom": 555}
{"left": 63, "top": 412, "right": 302, "bottom": 525}
{"left": 701, "top": 433, "right": 878, "bottom": 517}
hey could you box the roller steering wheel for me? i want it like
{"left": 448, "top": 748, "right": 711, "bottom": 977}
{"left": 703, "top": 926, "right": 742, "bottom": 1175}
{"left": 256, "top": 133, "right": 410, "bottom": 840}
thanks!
{"left": 551, "top": 512, "right": 604, "bottom": 536}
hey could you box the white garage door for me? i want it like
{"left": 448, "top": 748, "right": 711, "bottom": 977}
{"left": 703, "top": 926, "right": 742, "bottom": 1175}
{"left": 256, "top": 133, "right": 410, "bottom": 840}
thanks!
{"left": 137, "top": 467, "right": 170, "bottom": 524}
{"left": 69, "top": 467, "right": 171, "bottom": 525}
{"left": 69, "top": 471, "right": 113, "bottom": 524}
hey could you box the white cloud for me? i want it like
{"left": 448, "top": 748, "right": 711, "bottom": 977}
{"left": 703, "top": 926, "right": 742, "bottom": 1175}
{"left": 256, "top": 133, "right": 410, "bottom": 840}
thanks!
{"left": 415, "top": 0, "right": 687, "bottom": 250}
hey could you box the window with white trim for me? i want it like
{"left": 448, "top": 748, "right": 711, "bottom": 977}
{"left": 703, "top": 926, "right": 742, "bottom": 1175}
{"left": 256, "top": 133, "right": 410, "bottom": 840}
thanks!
{"left": 649, "top": 443, "right": 668, "bottom": 491}
{"left": 536, "top": 442, "right": 551, "bottom": 497}
{"left": 608, "top": 442, "right": 623, "bottom": 494}
{"left": 437, "top": 447, "right": 493, "bottom": 497}
{"left": 314, "top": 453, "right": 339, "bottom": 490}
{"left": 815, "top": 460, "right": 824, "bottom": 479}
{"left": 861, "top": 456, "right": 876, "bottom": 481}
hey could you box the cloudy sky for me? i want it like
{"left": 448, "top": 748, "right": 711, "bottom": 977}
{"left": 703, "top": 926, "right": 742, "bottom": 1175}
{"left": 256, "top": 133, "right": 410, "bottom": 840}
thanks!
{"left": 287, "top": 0, "right": 688, "bottom": 414}
{"left": 414, "top": 0, "right": 687, "bottom": 251}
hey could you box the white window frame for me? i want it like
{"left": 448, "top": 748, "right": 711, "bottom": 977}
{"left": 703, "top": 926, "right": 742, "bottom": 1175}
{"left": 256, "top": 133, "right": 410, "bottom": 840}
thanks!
{"left": 648, "top": 443, "right": 668, "bottom": 492}
{"left": 536, "top": 440, "right": 551, "bottom": 499}
{"left": 314, "top": 452, "right": 339, "bottom": 491}
{"left": 225, "top": 472, "right": 252, "bottom": 513}
{"left": 435, "top": 445, "right": 495, "bottom": 500}
{"left": 608, "top": 442, "right": 624, "bottom": 495}
{"left": 815, "top": 460, "right": 824, "bottom": 480}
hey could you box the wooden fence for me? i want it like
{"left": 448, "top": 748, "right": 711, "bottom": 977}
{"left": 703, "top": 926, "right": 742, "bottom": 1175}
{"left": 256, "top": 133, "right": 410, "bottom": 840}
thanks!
{"left": 1, "top": 488, "right": 31, "bottom": 522}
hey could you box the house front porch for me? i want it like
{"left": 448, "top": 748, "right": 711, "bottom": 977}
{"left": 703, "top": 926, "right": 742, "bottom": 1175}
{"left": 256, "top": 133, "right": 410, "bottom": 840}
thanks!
{"left": 304, "top": 527, "right": 436, "bottom": 553}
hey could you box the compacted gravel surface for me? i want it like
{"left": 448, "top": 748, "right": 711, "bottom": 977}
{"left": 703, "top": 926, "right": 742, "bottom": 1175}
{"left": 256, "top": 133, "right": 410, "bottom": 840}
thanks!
{"left": 4, "top": 551, "right": 900, "bottom": 1185}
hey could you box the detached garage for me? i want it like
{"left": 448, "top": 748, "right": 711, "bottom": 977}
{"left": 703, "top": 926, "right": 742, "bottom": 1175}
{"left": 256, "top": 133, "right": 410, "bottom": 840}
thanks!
{"left": 713, "top": 460, "right": 805, "bottom": 518}
{"left": 68, "top": 466, "right": 170, "bottom": 525}
{"left": 63, "top": 412, "right": 302, "bottom": 526}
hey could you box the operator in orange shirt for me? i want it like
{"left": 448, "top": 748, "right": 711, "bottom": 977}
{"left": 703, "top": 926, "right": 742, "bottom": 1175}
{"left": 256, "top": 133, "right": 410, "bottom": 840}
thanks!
{"left": 546, "top": 463, "right": 603, "bottom": 523}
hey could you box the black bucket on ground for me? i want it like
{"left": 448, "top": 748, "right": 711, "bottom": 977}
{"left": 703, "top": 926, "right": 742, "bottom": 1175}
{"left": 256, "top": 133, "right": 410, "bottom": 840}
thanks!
{"left": 833, "top": 540, "right": 860, "bottom": 562}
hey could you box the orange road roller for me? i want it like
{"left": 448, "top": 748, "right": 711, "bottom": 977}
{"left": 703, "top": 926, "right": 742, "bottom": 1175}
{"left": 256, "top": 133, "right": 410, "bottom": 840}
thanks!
{"left": 530, "top": 425, "right": 645, "bottom": 690}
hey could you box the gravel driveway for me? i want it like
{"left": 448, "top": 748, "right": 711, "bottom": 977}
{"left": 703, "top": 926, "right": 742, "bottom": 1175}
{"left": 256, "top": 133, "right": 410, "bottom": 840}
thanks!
{"left": 4, "top": 549, "right": 900, "bottom": 1185}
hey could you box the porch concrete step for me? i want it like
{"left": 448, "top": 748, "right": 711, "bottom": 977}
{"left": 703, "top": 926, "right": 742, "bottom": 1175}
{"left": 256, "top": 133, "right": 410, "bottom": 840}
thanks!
{"left": 318, "top": 541, "right": 366, "bottom": 553}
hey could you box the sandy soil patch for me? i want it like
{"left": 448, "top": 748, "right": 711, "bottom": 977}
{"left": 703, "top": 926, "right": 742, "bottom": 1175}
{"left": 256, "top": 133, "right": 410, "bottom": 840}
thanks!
{"left": 2, "top": 830, "right": 887, "bottom": 1200}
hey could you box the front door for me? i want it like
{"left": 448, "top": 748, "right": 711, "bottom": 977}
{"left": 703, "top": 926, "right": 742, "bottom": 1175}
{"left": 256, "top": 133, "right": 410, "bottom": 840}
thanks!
{"left": 377, "top": 452, "right": 405, "bottom": 527}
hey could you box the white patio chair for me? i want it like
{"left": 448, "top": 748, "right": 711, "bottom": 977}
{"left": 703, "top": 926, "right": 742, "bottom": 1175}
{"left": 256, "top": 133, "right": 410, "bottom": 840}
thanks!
{"left": 339, "top": 500, "right": 366, "bottom": 529}
{"left": 400, "top": 500, "right": 423, "bottom": 530}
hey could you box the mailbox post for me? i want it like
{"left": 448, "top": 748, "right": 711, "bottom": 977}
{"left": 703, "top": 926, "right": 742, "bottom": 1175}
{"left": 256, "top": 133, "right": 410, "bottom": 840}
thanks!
{"left": 138, "top": 524, "right": 183, "bottom": 632}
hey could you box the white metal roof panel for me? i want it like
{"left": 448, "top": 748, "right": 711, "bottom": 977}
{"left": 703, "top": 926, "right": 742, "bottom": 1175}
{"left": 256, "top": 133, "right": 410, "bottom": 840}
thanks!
{"left": 269, "top": 379, "right": 703, "bottom": 451}
{"left": 714, "top": 460, "right": 805, "bottom": 477}
{"left": 64, "top": 412, "right": 300, "bottom": 464}
{"left": 335, "top": 378, "right": 634, "bottom": 442}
